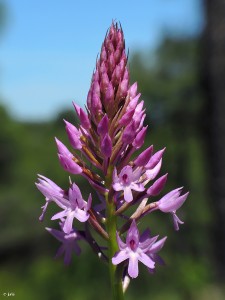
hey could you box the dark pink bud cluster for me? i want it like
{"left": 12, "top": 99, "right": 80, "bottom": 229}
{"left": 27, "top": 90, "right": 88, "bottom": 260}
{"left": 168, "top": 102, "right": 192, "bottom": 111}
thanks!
{"left": 36, "top": 22, "right": 189, "bottom": 285}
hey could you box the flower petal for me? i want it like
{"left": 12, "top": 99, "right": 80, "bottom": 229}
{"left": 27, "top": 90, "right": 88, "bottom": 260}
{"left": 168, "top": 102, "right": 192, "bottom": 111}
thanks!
{"left": 112, "top": 250, "right": 129, "bottom": 265}
{"left": 46, "top": 227, "right": 65, "bottom": 242}
{"left": 73, "top": 243, "right": 81, "bottom": 256}
{"left": 113, "top": 168, "right": 119, "bottom": 183}
{"left": 139, "top": 235, "right": 158, "bottom": 252}
{"left": 120, "top": 166, "right": 133, "bottom": 182}
{"left": 39, "top": 202, "right": 49, "bottom": 222}
{"left": 140, "top": 228, "right": 151, "bottom": 243}
{"left": 86, "top": 194, "right": 92, "bottom": 211}
{"left": 55, "top": 244, "right": 65, "bottom": 259}
{"left": 113, "top": 182, "right": 123, "bottom": 191}
{"left": 64, "top": 247, "right": 73, "bottom": 265}
{"left": 128, "top": 254, "right": 139, "bottom": 278}
{"left": 63, "top": 211, "right": 75, "bottom": 234}
{"left": 116, "top": 232, "right": 127, "bottom": 250}
{"left": 145, "top": 148, "right": 165, "bottom": 169}
{"left": 172, "top": 213, "right": 184, "bottom": 231}
{"left": 74, "top": 208, "right": 89, "bottom": 222}
{"left": 69, "top": 183, "right": 84, "bottom": 208}
{"left": 51, "top": 210, "right": 68, "bottom": 221}
{"left": 124, "top": 186, "right": 133, "bottom": 202}
{"left": 131, "top": 182, "right": 145, "bottom": 192}
{"left": 138, "top": 252, "right": 155, "bottom": 269}
{"left": 148, "top": 237, "right": 167, "bottom": 253}
{"left": 145, "top": 159, "right": 162, "bottom": 181}
{"left": 126, "top": 220, "right": 139, "bottom": 248}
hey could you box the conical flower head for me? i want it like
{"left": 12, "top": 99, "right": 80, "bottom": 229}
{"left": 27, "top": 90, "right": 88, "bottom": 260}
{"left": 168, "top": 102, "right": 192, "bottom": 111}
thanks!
{"left": 76, "top": 22, "right": 147, "bottom": 169}
{"left": 87, "top": 22, "right": 128, "bottom": 121}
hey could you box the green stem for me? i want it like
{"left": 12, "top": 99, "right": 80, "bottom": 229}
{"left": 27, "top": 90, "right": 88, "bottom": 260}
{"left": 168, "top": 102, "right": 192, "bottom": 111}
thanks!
{"left": 105, "top": 167, "right": 124, "bottom": 300}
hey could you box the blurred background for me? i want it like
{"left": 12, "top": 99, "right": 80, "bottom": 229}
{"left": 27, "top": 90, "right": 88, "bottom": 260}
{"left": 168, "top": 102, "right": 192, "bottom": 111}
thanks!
{"left": 0, "top": 0, "right": 225, "bottom": 299}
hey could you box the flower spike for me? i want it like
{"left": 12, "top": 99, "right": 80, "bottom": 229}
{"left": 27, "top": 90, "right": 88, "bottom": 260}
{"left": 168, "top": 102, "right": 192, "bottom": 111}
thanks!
{"left": 36, "top": 22, "right": 189, "bottom": 292}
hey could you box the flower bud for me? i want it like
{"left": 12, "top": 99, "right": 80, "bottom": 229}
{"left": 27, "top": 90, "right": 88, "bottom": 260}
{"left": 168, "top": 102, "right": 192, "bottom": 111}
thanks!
{"left": 55, "top": 137, "right": 73, "bottom": 158}
{"left": 64, "top": 120, "right": 82, "bottom": 150}
{"left": 92, "top": 93, "right": 102, "bottom": 113}
{"left": 105, "top": 82, "right": 114, "bottom": 103}
{"left": 147, "top": 174, "right": 168, "bottom": 196}
{"left": 58, "top": 154, "right": 82, "bottom": 174}
{"left": 117, "top": 79, "right": 129, "bottom": 99}
{"left": 129, "top": 82, "right": 138, "bottom": 98}
{"left": 145, "top": 148, "right": 166, "bottom": 170}
{"left": 100, "top": 72, "right": 110, "bottom": 93}
{"left": 122, "top": 121, "right": 136, "bottom": 144}
{"left": 119, "top": 108, "right": 135, "bottom": 127}
{"left": 132, "top": 126, "right": 148, "bottom": 149}
{"left": 127, "top": 93, "right": 141, "bottom": 111}
{"left": 157, "top": 188, "right": 189, "bottom": 213}
{"left": 97, "top": 114, "right": 109, "bottom": 137}
{"left": 100, "top": 46, "right": 107, "bottom": 63}
{"left": 101, "top": 134, "right": 112, "bottom": 158}
{"left": 109, "top": 53, "right": 116, "bottom": 74}
{"left": 112, "top": 65, "right": 122, "bottom": 85}
{"left": 73, "top": 103, "right": 90, "bottom": 129}
{"left": 134, "top": 146, "right": 153, "bottom": 167}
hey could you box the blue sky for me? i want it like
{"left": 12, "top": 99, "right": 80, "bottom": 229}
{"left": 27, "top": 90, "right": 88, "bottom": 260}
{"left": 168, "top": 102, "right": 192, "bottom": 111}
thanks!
{"left": 0, "top": 0, "right": 204, "bottom": 121}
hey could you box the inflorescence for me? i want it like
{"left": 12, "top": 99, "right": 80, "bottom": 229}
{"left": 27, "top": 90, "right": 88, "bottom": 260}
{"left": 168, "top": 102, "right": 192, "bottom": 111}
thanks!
{"left": 36, "top": 22, "right": 188, "bottom": 282}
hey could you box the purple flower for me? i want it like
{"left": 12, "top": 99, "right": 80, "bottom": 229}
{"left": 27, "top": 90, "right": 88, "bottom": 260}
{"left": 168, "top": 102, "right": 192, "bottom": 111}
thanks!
{"left": 145, "top": 233, "right": 167, "bottom": 273}
{"left": 46, "top": 227, "right": 81, "bottom": 265}
{"left": 157, "top": 188, "right": 189, "bottom": 230}
{"left": 113, "top": 166, "right": 145, "bottom": 202}
{"left": 51, "top": 183, "right": 92, "bottom": 234}
{"left": 112, "top": 221, "right": 164, "bottom": 278}
{"left": 35, "top": 175, "right": 65, "bottom": 221}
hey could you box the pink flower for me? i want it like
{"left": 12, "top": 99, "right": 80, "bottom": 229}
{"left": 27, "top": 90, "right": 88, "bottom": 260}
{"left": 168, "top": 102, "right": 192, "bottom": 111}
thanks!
{"left": 113, "top": 166, "right": 145, "bottom": 202}
{"left": 35, "top": 175, "right": 65, "bottom": 221}
{"left": 46, "top": 227, "right": 81, "bottom": 265}
{"left": 112, "top": 221, "right": 166, "bottom": 278}
{"left": 51, "top": 183, "right": 92, "bottom": 234}
{"left": 157, "top": 188, "right": 189, "bottom": 230}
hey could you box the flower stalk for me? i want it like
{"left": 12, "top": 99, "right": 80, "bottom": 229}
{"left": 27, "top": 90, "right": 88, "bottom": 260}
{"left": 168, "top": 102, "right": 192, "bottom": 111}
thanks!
{"left": 105, "top": 166, "right": 124, "bottom": 299}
